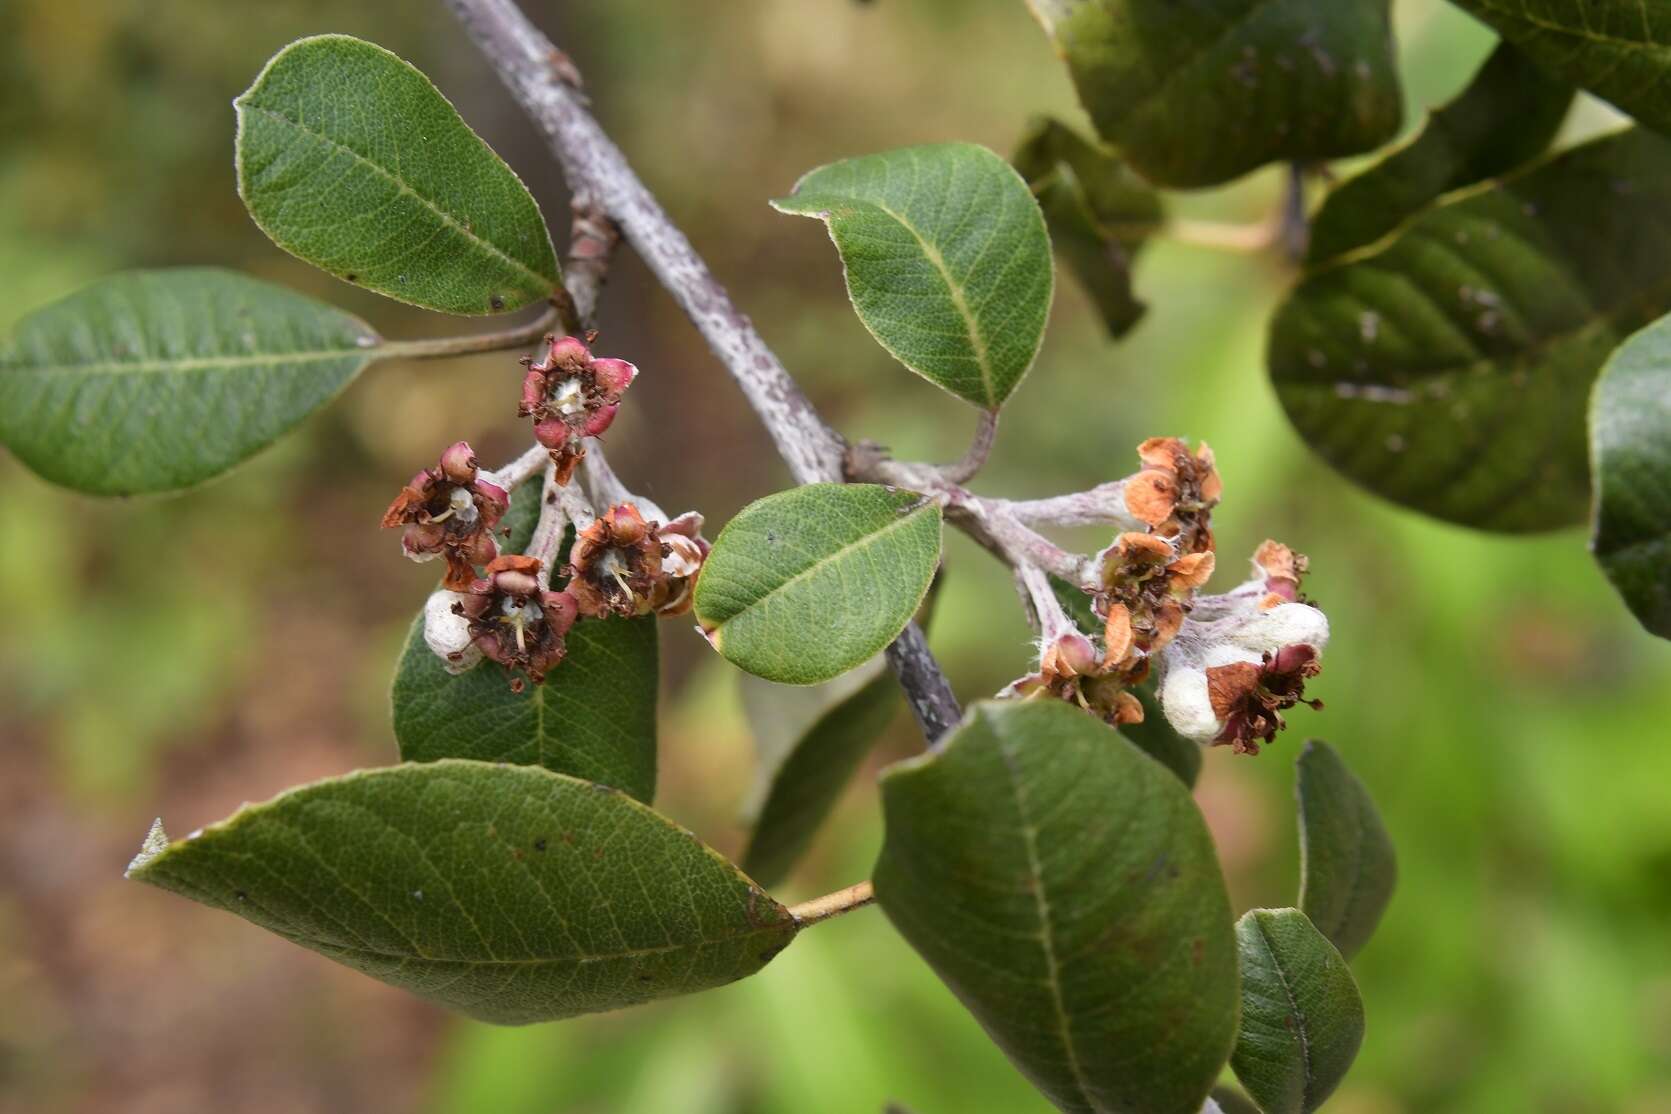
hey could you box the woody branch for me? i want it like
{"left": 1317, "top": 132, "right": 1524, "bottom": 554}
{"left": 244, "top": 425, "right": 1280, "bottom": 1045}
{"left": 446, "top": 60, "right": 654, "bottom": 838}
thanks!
{"left": 445, "top": 0, "right": 962, "bottom": 742}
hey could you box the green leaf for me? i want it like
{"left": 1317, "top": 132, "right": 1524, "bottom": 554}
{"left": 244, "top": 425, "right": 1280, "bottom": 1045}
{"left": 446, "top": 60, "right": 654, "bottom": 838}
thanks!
{"left": 740, "top": 670, "right": 899, "bottom": 887}
{"left": 392, "top": 615, "right": 659, "bottom": 803}
{"left": 0, "top": 268, "right": 379, "bottom": 495}
{"left": 1307, "top": 42, "right": 1573, "bottom": 263}
{"left": 1271, "top": 126, "right": 1671, "bottom": 531}
{"left": 1296, "top": 740, "right": 1396, "bottom": 960}
{"left": 1013, "top": 118, "right": 1163, "bottom": 339}
{"left": 693, "top": 484, "right": 942, "bottom": 685}
{"left": 391, "top": 481, "right": 657, "bottom": 800}
{"left": 771, "top": 143, "right": 1052, "bottom": 409}
{"left": 1447, "top": 0, "right": 1671, "bottom": 135}
{"left": 1029, "top": 0, "right": 1402, "bottom": 189}
{"left": 236, "top": 35, "right": 560, "bottom": 315}
{"left": 874, "top": 700, "right": 1238, "bottom": 1114}
{"left": 127, "top": 760, "right": 796, "bottom": 1025}
{"left": 1230, "top": 909, "right": 1365, "bottom": 1114}
{"left": 1590, "top": 314, "right": 1671, "bottom": 638}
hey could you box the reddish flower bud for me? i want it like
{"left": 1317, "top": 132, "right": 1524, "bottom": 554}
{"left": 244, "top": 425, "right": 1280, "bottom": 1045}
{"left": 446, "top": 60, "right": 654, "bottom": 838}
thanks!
{"left": 439, "top": 440, "right": 478, "bottom": 485}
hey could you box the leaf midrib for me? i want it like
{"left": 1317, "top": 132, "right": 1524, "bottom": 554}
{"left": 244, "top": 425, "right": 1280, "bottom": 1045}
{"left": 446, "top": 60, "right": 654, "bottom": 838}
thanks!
{"left": 239, "top": 101, "right": 553, "bottom": 293}
{"left": 9, "top": 347, "right": 375, "bottom": 378}
{"left": 1466, "top": 0, "right": 1671, "bottom": 57}
{"left": 996, "top": 739, "right": 1102, "bottom": 1111}
{"left": 709, "top": 503, "right": 935, "bottom": 631}
{"left": 866, "top": 198, "right": 997, "bottom": 406}
{"left": 276, "top": 919, "right": 789, "bottom": 968}
{"left": 1254, "top": 915, "right": 1316, "bottom": 1109}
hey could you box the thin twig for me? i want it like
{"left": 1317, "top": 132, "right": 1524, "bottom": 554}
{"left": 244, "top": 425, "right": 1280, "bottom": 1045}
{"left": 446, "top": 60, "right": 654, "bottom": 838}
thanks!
{"left": 848, "top": 445, "right": 1089, "bottom": 585}
{"left": 1279, "top": 162, "right": 1311, "bottom": 263}
{"left": 526, "top": 461, "right": 566, "bottom": 587}
{"left": 1017, "top": 563, "right": 1074, "bottom": 641}
{"left": 939, "top": 408, "right": 999, "bottom": 485}
{"left": 488, "top": 444, "right": 551, "bottom": 491}
{"left": 447, "top": 0, "right": 963, "bottom": 744}
{"left": 1003, "top": 479, "right": 1146, "bottom": 532}
{"left": 1167, "top": 217, "right": 1278, "bottom": 254}
{"left": 379, "top": 304, "right": 561, "bottom": 360}
{"left": 787, "top": 880, "right": 875, "bottom": 928}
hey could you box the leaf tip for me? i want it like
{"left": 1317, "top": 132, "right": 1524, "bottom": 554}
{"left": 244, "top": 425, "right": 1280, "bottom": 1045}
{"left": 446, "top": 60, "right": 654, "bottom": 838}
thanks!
{"left": 125, "top": 817, "right": 171, "bottom": 878}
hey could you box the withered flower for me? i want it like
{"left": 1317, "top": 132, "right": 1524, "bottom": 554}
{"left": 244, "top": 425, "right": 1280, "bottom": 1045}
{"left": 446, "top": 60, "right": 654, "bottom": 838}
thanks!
{"left": 566, "top": 503, "right": 707, "bottom": 619}
{"left": 1002, "top": 630, "right": 1146, "bottom": 729}
{"left": 1155, "top": 585, "right": 1330, "bottom": 752}
{"left": 1093, "top": 531, "right": 1216, "bottom": 656}
{"left": 1122, "top": 436, "right": 1222, "bottom": 555}
{"left": 518, "top": 334, "right": 638, "bottom": 483}
{"left": 457, "top": 555, "right": 580, "bottom": 688}
{"left": 381, "top": 440, "right": 509, "bottom": 590}
{"left": 1206, "top": 644, "right": 1323, "bottom": 756}
{"left": 1252, "top": 538, "right": 1309, "bottom": 607}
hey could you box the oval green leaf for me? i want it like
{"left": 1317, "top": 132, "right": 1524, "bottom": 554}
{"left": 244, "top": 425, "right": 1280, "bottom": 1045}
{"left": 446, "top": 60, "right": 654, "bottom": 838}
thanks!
{"left": 237, "top": 35, "right": 560, "bottom": 315}
{"left": 1029, "top": 0, "right": 1402, "bottom": 189}
{"left": 874, "top": 700, "right": 1238, "bottom": 1114}
{"left": 1307, "top": 42, "right": 1573, "bottom": 263}
{"left": 1271, "top": 126, "right": 1671, "bottom": 531}
{"left": 1448, "top": 1, "right": 1671, "bottom": 135}
{"left": 1296, "top": 740, "right": 1396, "bottom": 960}
{"left": 1590, "top": 314, "right": 1671, "bottom": 638}
{"left": 1230, "top": 909, "right": 1365, "bottom": 1114}
{"left": 1013, "top": 118, "right": 1163, "bottom": 340}
{"left": 740, "top": 670, "right": 899, "bottom": 887}
{"left": 772, "top": 143, "right": 1052, "bottom": 409}
{"left": 0, "top": 268, "right": 379, "bottom": 495}
{"left": 126, "top": 760, "right": 796, "bottom": 1024}
{"left": 693, "top": 484, "right": 942, "bottom": 685}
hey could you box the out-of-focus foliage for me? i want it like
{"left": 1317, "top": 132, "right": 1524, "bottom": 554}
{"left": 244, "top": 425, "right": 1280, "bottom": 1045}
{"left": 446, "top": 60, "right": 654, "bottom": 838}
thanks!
{"left": 4, "top": 2, "right": 1671, "bottom": 1113}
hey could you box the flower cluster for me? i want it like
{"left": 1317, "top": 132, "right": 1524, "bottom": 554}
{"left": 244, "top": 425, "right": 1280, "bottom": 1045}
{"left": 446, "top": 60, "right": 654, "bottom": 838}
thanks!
{"left": 569, "top": 504, "right": 709, "bottom": 619}
{"left": 1004, "top": 438, "right": 1329, "bottom": 755}
{"left": 381, "top": 441, "right": 509, "bottom": 590}
{"left": 518, "top": 334, "right": 637, "bottom": 483}
{"left": 387, "top": 337, "right": 707, "bottom": 689}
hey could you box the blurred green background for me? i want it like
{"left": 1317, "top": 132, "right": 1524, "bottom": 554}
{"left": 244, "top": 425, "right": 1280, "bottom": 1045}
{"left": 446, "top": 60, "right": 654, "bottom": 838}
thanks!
{"left": 2, "top": 1, "right": 1669, "bottom": 1112}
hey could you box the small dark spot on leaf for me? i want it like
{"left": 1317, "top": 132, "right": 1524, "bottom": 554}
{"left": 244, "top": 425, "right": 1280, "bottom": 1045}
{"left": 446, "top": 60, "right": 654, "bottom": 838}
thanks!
{"left": 638, "top": 974, "right": 654, "bottom": 982}
{"left": 234, "top": 890, "right": 248, "bottom": 902}
{"left": 534, "top": 838, "right": 548, "bottom": 852}
{"left": 512, "top": 847, "right": 525, "bottom": 861}
{"left": 345, "top": 273, "right": 358, "bottom": 283}
{"left": 490, "top": 295, "right": 505, "bottom": 310}
{"left": 757, "top": 943, "right": 790, "bottom": 964}
{"left": 1192, "top": 937, "right": 1205, "bottom": 966}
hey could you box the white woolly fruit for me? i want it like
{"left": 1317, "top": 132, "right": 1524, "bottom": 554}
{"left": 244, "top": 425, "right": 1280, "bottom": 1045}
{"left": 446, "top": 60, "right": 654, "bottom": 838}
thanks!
{"left": 1155, "top": 599, "right": 1330, "bottom": 743}
{"left": 423, "top": 589, "right": 482, "bottom": 674}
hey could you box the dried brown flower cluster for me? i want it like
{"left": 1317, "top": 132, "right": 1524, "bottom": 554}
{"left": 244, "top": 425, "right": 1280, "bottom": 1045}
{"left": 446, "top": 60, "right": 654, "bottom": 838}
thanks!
{"left": 1007, "top": 437, "right": 1329, "bottom": 754}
